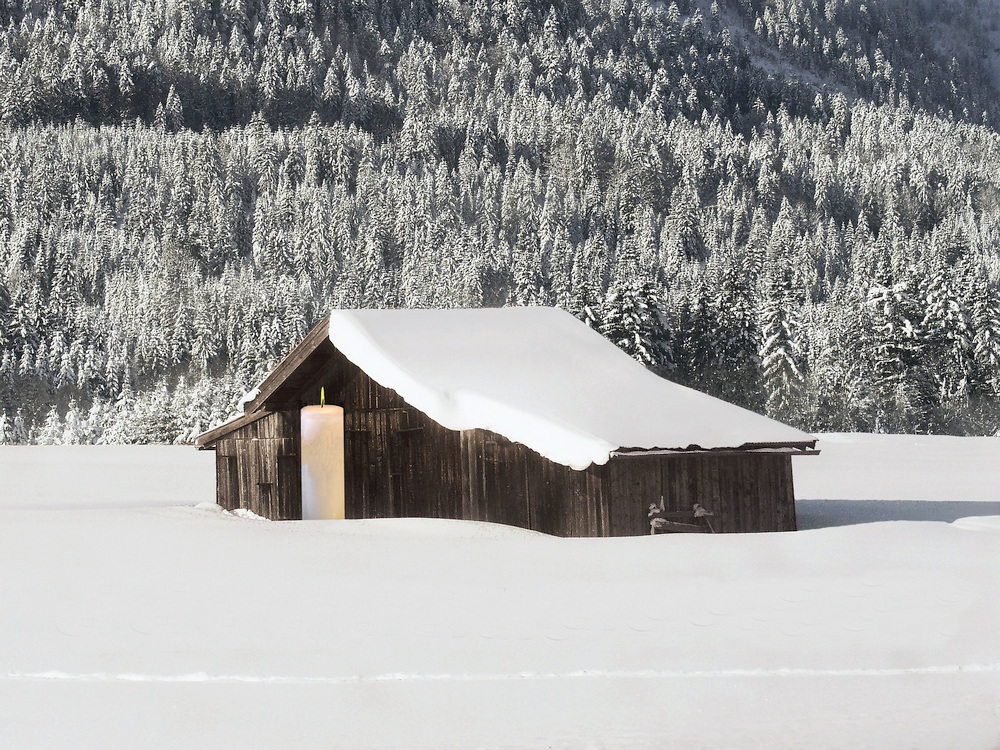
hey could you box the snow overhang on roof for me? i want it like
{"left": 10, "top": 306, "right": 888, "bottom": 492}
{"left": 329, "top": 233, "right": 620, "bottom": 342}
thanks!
{"left": 326, "top": 307, "right": 816, "bottom": 470}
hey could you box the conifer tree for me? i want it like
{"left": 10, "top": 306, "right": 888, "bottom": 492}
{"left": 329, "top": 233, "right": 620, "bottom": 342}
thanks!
{"left": 866, "top": 276, "right": 933, "bottom": 431}
{"left": 967, "top": 278, "right": 1000, "bottom": 431}
{"left": 713, "top": 269, "right": 764, "bottom": 410}
{"left": 165, "top": 86, "right": 184, "bottom": 131}
{"left": 760, "top": 272, "right": 803, "bottom": 422}
{"left": 673, "top": 281, "right": 721, "bottom": 395}
{"left": 600, "top": 279, "right": 672, "bottom": 372}
{"left": 921, "top": 268, "right": 972, "bottom": 413}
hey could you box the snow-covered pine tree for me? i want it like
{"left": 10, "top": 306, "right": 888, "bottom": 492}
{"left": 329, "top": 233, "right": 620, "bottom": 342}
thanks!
{"left": 970, "top": 281, "right": 1000, "bottom": 391}
{"left": 759, "top": 272, "right": 804, "bottom": 422}
{"left": 713, "top": 268, "right": 764, "bottom": 411}
{"left": 600, "top": 278, "right": 673, "bottom": 372}
{"left": 673, "top": 279, "right": 721, "bottom": 395}
{"left": 920, "top": 268, "right": 972, "bottom": 419}
{"left": 665, "top": 183, "right": 706, "bottom": 263}
{"left": 36, "top": 405, "right": 63, "bottom": 445}
{"left": 11, "top": 410, "right": 29, "bottom": 444}
{"left": 865, "top": 275, "right": 933, "bottom": 431}
{"left": 967, "top": 278, "right": 1000, "bottom": 432}
{"left": 61, "top": 400, "right": 87, "bottom": 444}
{"left": 165, "top": 86, "right": 184, "bottom": 132}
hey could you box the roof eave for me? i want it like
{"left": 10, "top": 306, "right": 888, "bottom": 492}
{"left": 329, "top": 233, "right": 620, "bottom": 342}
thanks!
{"left": 194, "top": 409, "right": 275, "bottom": 449}
{"left": 242, "top": 315, "right": 332, "bottom": 415}
{"left": 610, "top": 440, "right": 819, "bottom": 458}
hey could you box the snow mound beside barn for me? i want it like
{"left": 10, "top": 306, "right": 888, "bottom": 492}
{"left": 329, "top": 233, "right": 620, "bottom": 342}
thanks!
{"left": 327, "top": 307, "right": 813, "bottom": 469}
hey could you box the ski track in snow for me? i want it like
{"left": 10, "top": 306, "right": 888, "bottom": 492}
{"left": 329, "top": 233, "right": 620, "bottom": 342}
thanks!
{"left": 5, "top": 664, "right": 1000, "bottom": 684}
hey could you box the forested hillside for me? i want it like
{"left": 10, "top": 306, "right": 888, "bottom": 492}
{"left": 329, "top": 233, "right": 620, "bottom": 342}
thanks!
{"left": 2, "top": 0, "right": 1000, "bottom": 443}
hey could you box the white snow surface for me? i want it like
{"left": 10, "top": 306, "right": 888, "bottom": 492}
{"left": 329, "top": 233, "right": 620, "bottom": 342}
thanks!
{"left": 0, "top": 445, "right": 215, "bottom": 509}
{"left": 327, "top": 307, "right": 814, "bottom": 469}
{"left": 1, "top": 434, "right": 999, "bottom": 749}
{"left": 796, "top": 432, "right": 1000, "bottom": 502}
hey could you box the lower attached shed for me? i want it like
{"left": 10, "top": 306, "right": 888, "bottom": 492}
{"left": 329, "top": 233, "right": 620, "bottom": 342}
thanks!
{"left": 196, "top": 307, "right": 817, "bottom": 535}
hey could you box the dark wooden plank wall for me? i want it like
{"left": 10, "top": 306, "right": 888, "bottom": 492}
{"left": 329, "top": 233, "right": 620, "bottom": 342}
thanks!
{"left": 604, "top": 453, "right": 797, "bottom": 535}
{"left": 605, "top": 455, "right": 660, "bottom": 536}
{"left": 298, "top": 358, "right": 464, "bottom": 522}
{"left": 460, "top": 429, "right": 608, "bottom": 536}
{"left": 215, "top": 410, "right": 301, "bottom": 520}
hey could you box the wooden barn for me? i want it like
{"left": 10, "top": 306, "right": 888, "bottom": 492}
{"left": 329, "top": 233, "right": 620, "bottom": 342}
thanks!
{"left": 195, "top": 307, "right": 818, "bottom": 535}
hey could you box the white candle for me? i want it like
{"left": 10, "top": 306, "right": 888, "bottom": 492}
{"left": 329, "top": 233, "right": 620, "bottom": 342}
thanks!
{"left": 300, "top": 405, "right": 345, "bottom": 520}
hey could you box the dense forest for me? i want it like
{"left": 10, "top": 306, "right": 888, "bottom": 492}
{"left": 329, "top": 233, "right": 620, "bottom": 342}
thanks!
{"left": 2, "top": 0, "right": 1000, "bottom": 443}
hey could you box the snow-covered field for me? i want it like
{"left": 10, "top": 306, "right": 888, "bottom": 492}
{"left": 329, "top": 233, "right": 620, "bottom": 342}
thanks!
{"left": 1, "top": 435, "right": 998, "bottom": 749}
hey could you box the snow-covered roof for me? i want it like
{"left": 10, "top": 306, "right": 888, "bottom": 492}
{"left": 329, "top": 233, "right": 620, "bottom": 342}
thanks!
{"left": 327, "top": 307, "right": 814, "bottom": 470}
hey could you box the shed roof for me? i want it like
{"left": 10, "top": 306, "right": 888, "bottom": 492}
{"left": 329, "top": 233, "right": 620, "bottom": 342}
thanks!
{"left": 199, "top": 307, "right": 815, "bottom": 468}
{"left": 333, "top": 307, "right": 814, "bottom": 468}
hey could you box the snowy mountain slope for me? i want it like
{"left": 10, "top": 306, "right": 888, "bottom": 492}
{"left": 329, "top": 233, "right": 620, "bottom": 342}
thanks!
{"left": 0, "top": 435, "right": 998, "bottom": 748}
{"left": 7, "top": 0, "right": 1000, "bottom": 442}
{"left": 716, "top": 0, "right": 1000, "bottom": 113}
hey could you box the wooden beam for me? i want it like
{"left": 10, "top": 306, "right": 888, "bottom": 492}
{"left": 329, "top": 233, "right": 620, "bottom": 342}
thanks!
{"left": 737, "top": 440, "right": 818, "bottom": 450}
{"left": 650, "top": 519, "right": 710, "bottom": 533}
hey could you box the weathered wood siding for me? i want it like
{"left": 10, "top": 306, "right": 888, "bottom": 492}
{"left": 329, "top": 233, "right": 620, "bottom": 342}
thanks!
{"left": 457, "top": 436, "right": 795, "bottom": 536}
{"left": 603, "top": 453, "right": 797, "bottom": 535}
{"left": 460, "top": 429, "right": 608, "bottom": 536}
{"left": 215, "top": 410, "right": 301, "bottom": 520}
